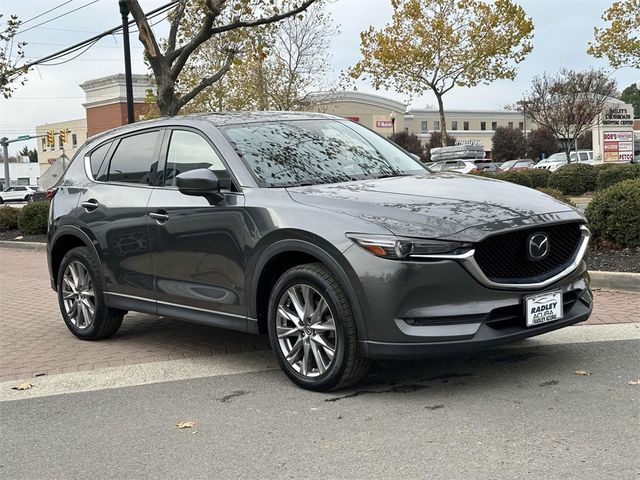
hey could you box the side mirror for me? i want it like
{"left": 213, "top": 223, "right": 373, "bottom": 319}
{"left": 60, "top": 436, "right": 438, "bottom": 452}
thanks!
{"left": 176, "top": 168, "right": 223, "bottom": 204}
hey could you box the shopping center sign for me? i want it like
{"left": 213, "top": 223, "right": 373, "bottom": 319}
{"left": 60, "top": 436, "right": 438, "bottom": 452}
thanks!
{"left": 602, "top": 107, "right": 633, "bottom": 127}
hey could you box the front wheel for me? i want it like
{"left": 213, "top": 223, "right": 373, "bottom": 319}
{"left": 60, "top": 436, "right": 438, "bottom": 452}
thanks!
{"left": 25, "top": 195, "right": 33, "bottom": 203}
{"left": 268, "top": 263, "right": 369, "bottom": 391}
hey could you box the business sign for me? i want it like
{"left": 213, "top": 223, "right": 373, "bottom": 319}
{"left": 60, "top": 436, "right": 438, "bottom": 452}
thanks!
{"left": 602, "top": 107, "right": 633, "bottom": 126}
{"left": 376, "top": 120, "right": 393, "bottom": 128}
{"left": 602, "top": 131, "right": 635, "bottom": 162}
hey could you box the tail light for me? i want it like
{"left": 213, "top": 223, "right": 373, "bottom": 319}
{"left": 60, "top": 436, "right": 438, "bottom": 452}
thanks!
{"left": 46, "top": 188, "right": 58, "bottom": 200}
{"left": 469, "top": 168, "right": 479, "bottom": 174}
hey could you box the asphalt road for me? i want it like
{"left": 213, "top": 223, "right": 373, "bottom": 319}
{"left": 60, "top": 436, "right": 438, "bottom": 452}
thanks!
{"left": 1, "top": 333, "right": 638, "bottom": 480}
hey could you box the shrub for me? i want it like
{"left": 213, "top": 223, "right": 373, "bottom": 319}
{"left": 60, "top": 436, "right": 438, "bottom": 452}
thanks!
{"left": 548, "top": 163, "right": 597, "bottom": 195}
{"left": 595, "top": 163, "right": 640, "bottom": 191}
{"left": 536, "top": 187, "right": 576, "bottom": 207}
{"left": 17, "top": 201, "right": 49, "bottom": 235}
{"left": 497, "top": 171, "right": 533, "bottom": 188}
{"left": 526, "top": 168, "right": 551, "bottom": 188}
{"left": 0, "top": 205, "right": 19, "bottom": 231}
{"left": 585, "top": 178, "right": 640, "bottom": 248}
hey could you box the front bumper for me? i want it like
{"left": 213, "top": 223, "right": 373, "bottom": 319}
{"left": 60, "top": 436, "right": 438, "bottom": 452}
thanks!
{"left": 344, "top": 244, "right": 593, "bottom": 360}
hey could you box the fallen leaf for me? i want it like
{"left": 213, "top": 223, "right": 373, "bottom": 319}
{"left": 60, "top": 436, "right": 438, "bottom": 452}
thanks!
{"left": 176, "top": 421, "right": 195, "bottom": 429}
{"left": 12, "top": 382, "right": 33, "bottom": 390}
{"left": 574, "top": 370, "right": 592, "bottom": 376}
{"left": 627, "top": 380, "right": 640, "bottom": 385}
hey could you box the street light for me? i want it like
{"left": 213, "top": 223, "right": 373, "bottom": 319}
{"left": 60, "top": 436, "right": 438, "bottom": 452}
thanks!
{"left": 516, "top": 100, "right": 528, "bottom": 140}
{"left": 390, "top": 111, "right": 396, "bottom": 137}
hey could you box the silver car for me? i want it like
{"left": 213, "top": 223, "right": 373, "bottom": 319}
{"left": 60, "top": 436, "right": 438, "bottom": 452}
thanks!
{"left": 0, "top": 186, "right": 38, "bottom": 204}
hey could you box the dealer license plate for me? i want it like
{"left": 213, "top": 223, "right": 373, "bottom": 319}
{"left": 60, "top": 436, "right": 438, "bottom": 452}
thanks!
{"left": 525, "top": 290, "right": 563, "bottom": 327}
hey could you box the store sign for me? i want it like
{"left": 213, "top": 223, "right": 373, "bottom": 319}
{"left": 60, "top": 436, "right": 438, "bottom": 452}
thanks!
{"left": 456, "top": 140, "right": 483, "bottom": 146}
{"left": 602, "top": 107, "right": 633, "bottom": 126}
{"left": 602, "top": 131, "right": 635, "bottom": 162}
{"left": 376, "top": 120, "right": 393, "bottom": 128}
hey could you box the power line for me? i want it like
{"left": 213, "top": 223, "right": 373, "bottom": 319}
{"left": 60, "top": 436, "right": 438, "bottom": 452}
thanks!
{"left": 16, "top": 0, "right": 102, "bottom": 36}
{"left": 21, "top": 0, "right": 76, "bottom": 26}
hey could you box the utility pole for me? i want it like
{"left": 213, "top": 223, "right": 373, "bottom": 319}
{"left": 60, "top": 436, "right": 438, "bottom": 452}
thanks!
{"left": 1, "top": 137, "right": 9, "bottom": 189}
{"left": 119, "top": 0, "right": 135, "bottom": 124}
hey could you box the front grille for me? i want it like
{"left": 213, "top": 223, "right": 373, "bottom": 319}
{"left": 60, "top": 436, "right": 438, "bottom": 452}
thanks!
{"left": 474, "top": 222, "right": 583, "bottom": 284}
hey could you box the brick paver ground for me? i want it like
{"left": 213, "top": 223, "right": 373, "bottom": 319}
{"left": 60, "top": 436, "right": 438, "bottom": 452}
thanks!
{"left": 1, "top": 248, "right": 638, "bottom": 382}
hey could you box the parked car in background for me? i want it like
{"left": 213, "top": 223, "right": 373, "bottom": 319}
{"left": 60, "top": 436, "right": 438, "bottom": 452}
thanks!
{"left": 429, "top": 159, "right": 498, "bottom": 174}
{"left": 499, "top": 159, "right": 535, "bottom": 172}
{"left": 535, "top": 151, "right": 595, "bottom": 172}
{"left": 0, "top": 185, "right": 38, "bottom": 204}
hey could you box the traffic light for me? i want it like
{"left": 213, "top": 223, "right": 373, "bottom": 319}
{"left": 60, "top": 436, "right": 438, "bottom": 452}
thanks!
{"left": 60, "top": 128, "right": 69, "bottom": 143}
{"left": 46, "top": 129, "right": 54, "bottom": 147}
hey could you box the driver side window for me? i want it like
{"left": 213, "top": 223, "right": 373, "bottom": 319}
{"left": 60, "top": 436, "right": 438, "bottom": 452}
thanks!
{"left": 164, "top": 130, "right": 231, "bottom": 189}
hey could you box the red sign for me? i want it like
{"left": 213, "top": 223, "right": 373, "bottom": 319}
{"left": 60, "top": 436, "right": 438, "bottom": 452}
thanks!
{"left": 345, "top": 116, "right": 360, "bottom": 122}
{"left": 604, "top": 141, "right": 618, "bottom": 152}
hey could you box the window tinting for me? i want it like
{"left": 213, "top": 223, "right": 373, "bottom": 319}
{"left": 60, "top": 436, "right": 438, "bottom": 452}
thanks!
{"left": 165, "top": 130, "right": 229, "bottom": 188}
{"left": 89, "top": 142, "right": 111, "bottom": 181}
{"left": 222, "top": 120, "right": 425, "bottom": 187}
{"left": 108, "top": 131, "right": 160, "bottom": 184}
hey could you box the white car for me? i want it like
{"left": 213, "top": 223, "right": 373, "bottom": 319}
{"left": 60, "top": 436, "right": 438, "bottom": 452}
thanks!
{"left": 0, "top": 186, "right": 38, "bottom": 204}
{"left": 535, "top": 151, "right": 595, "bottom": 172}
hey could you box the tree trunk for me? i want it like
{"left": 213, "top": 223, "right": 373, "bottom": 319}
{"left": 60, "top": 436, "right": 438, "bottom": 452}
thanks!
{"left": 564, "top": 143, "right": 572, "bottom": 163}
{"left": 435, "top": 92, "right": 447, "bottom": 147}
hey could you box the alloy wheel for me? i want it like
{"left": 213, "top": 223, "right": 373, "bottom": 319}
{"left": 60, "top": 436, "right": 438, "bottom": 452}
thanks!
{"left": 61, "top": 261, "right": 96, "bottom": 330}
{"left": 275, "top": 284, "right": 337, "bottom": 377}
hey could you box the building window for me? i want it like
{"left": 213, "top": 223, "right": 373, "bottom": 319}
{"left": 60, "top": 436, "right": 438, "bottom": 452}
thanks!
{"left": 480, "top": 122, "right": 486, "bottom": 131}
{"left": 491, "top": 121, "right": 498, "bottom": 131}
{"left": 434, "top": 120, "right": 440, "bottom": 131}
{"left": 420, "top": 121, "right": 428, "bottom": 133}
{"left": 508, "top": 121, "right": 514, "bottom": 129}
{"left": 519, "top": 122, "right": 524, "bottom": 131}
{"left": 72, "top": 133, "right": 77, "bottom": 148}
{"left": 404, "top": 127, "right": 409, "bottom": 134}
{"left": 451, "top": 121, "right": 458, "bottom": 131}
{"left": 41, "top": 138, "right": 46, "bottom": 150}
{"left": 463, "top": 121, "right": 469, "bottom": 131}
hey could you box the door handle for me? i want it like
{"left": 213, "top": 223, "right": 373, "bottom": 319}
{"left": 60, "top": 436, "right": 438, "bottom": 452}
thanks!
{"left": 149, "top": 211, "right": 169, "bottom": 223}
{"left": 81, "top": 199, "right": 99, "bottom": 211}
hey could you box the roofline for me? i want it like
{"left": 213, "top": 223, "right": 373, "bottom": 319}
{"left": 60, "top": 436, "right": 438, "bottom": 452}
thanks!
{"left": 310, "top": 90, "right": 407, "bottom": 113}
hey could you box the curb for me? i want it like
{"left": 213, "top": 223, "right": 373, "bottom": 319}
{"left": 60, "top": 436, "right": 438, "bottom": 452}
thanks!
{"left": 590, "top": 271, "right": 640, "bottom": 293}
{"left": 0, "top": 240, "right": 47, "bottom": 252}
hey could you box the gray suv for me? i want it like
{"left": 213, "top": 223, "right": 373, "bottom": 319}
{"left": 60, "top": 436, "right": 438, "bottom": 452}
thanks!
{"left": 47, "top": 112, "right": 593, "bottom": 391}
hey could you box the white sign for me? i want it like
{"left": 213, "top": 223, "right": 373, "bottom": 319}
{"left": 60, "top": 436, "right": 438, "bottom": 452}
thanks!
{"left": 603, "top": 107, "right": 633, "bottom": 126}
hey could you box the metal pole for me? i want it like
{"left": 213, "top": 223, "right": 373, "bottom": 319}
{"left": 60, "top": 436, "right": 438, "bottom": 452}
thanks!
{"left": 1, "top": 138, "right": 9, "bottom": 189}
{"left": 119, "top": 0, "right": 135, "bottom": 124}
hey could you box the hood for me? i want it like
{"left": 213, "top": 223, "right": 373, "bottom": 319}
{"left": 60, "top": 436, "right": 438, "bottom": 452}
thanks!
{"left": 287, "top": 173, "right": 583, "bottom": 242}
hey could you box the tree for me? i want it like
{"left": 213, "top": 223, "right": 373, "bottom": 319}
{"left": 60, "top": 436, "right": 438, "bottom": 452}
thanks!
{"left": 523, "top": 69, "right": 617, "bottom": 162}
{"left": 526, "top": 127, "right": 559, "bottom": 160}
{"left": 19, "top": 146, "right": 37, "bottom": 163}
{"left": 424, "top": 132, "right": 456, "bottom": 162}
{"left": 390, "top": 132, "right": 425, "bottom": 160}
{"left": 588, "top": 0, "right": 640, "bottom": 69}
{"left": 125, "top": 0, "right": 319, "bottom": 116}
{"left": 619, "top": 83, "right": 640, "bottom": 118}
{"left": 492, "top": 127, "right": 526, "bottom": 162}
{"left": 576, "top": 130, "right": 593, "bottom": 150}
{"left": 348, "top": 0, "right": 533, "bottom": 147}
{"left": 177, "top": 2, "right": 337, "bottom": 113}
{"left": 0, "top": 14, "right": 28, "bottom": 99}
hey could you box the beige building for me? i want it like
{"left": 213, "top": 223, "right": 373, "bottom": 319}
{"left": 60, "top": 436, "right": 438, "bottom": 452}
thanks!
{"left": 35, "top": 117, "right": 88, "bottom": 175}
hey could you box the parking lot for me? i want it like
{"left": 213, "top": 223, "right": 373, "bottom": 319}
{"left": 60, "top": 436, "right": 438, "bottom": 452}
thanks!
{"left": 1, "top": 247, "right": 638, "bottom": 383}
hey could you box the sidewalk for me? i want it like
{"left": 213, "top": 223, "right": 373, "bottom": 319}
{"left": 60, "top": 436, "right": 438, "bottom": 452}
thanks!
{"left": 1, "top": 248, "right": 638, "bottom": 383}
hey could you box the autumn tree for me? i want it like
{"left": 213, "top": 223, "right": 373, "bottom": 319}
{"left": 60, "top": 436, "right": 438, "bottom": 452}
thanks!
{"left": 491, "top": 126, "right": 527, "bottom": 162}
{"left": 526, "top": 127, "right": 559, "bottom": 160}
{"left": 348, "top": 0, "right": 534, "bottom": 147}
{"left": 588, "top": 0, "right": 640, "bottom": 69}
{"left": 619, "top": 83, "right": 640, "bottom": 118}
{"left": 125, "top": 0, "right": 319, "bottom": 116}
{"left": 0, "top": 14, "right": 27, "bottom": 99}
{"left": 523, "top": 69, "right": 616, "bottom": 162}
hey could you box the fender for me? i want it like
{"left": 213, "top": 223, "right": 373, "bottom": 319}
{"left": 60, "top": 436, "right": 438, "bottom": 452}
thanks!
{"left": 249, "top": 237, "right": 370, "bottom": 342}
{"left": 49, "top": 225, "right": 102, "bottom": 288}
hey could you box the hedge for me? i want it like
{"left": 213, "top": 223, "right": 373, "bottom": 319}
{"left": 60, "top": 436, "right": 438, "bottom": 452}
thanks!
{"left": 595, "top": 164, "right": 640, "bottom": 191}
{"left": 0, "top": 205, "right": 19, "bottom": 231}
{"left": 548, "top": 163, "right": 597, "bottom": 195}
{"left": 536, "top": 187, "right": 577, "bottom": 207}
{"left": 497, "top": 171, "right": 533, "bottom": 187}
{"left": 526, "top": 168, "right": 551, "bottom": 188}
{"left": 17, "top": 201, "right": 49, "bottom": 235}
{"left": 585, "top": 178, "right": 640, "bottom": 248}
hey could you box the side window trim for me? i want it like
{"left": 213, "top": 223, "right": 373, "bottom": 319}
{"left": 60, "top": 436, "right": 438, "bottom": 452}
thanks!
{"left": 84, "top": 140, "right": 116, "bottom": 182}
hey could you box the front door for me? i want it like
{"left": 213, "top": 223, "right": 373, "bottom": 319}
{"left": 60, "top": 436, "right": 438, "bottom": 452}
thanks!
{"left": 147, "top": 128, "right": 248, "bottom": 331}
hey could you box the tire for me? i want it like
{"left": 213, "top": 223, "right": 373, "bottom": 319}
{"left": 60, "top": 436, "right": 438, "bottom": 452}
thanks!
{"left": 25, "top": 195, "right": 33, "bottom": 203}
{"left": 57, "top": 246, "right": 124, "bottom": 340}
{"left": 0, "top": 197, "right": 4, "bottom": 204}
{"left": 268, "top": 263, "right": 369, "bottom": 391}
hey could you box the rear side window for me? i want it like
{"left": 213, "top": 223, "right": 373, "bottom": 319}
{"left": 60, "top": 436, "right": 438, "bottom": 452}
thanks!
{"left": 89, "top": 142, "right": 111, "bottom": 181}
{"left": 108, "top": 131, "right": 160, "bottom": 184}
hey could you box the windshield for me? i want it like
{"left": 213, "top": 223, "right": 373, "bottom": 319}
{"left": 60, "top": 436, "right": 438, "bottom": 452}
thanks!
{"left": 500, "top": 160, "right": 517, "bottom": 169}
{"left": 221, "top": 119, "right": 427, "bottom": 187}
{"left": 539, "top": 153, "right": 567, "bottom": 164}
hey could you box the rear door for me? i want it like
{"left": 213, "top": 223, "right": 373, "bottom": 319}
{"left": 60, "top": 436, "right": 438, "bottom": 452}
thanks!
{"left": 146, "top": 127, "right": 248, "bottom": 330}
{"left": 75, "top": 129, "right": 163, "bottom": 306}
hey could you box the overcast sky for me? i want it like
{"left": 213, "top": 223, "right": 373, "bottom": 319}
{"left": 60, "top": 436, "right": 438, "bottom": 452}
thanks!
{"left": 0, "top": 0, "right": 638, "bottom": 154}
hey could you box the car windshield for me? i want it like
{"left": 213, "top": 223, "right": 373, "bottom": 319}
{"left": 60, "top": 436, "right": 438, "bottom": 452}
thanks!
{"left": 221, "top": 119, "right": 427, "bottom": 187}
{"left": 500, "top": 160, "right": 517, "bottom": 169}
{"left": 539, "top": 153, "right": 567, "bottom": 163}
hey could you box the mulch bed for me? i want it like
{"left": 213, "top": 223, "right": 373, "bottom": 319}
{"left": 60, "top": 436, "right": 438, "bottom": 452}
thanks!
{"left": 0, "top": 229, "right": 46, "bottom": 243}
{"left": 588, "top": 247, "right": 640, "bottom": 273}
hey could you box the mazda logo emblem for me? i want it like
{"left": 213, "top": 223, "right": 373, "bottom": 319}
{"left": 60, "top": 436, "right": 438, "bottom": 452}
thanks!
{"left": 527, "top": 233, "right": 550, "bottom": 261}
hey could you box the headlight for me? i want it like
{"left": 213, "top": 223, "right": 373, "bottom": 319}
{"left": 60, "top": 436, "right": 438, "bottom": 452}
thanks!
{"left": 346, "top": 233, "right": 471, "bottom": 259}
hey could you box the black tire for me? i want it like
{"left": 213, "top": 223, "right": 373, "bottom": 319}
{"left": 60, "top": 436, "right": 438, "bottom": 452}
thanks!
{"left": 57, "top": 246, "right": 124, "bottom": 340}
{"left": 0, "top": 197, "right": 4, "bottom": 204}
{"left": 268, "top": 263, "right": 369, "bottom": 391}
{"left": 25, "top": 195, "right": 33, "bottom": 203}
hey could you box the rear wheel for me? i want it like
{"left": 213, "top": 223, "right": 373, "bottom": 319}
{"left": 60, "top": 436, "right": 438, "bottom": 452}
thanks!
{"left": 25, "top": 195, "right": 33, "bottom": 203}
{"left": 57, "top": 246, "right": 124, "bottom": 340}
{"left": 268, "top": 263, "right": 369, "bottom": 391}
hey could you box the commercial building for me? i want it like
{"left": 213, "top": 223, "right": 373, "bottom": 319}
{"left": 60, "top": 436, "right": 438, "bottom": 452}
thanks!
{"left": 0, "top": 160, "right": 40, "bottom": 189}
{"left": 35, "top": 118, "right": 88, "bottom": 175}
